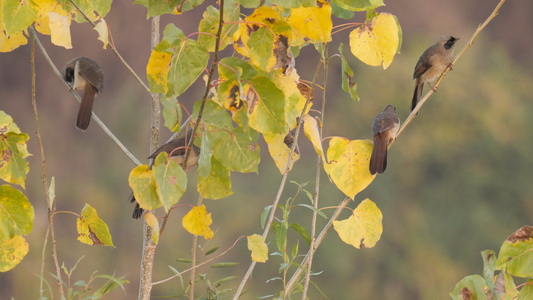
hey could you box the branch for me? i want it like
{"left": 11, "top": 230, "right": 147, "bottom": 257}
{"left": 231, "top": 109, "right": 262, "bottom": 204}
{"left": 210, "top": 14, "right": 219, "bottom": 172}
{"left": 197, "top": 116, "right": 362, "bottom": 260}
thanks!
{"left": 68, "top": 0, "right": 152, "bottom": 95}
{"left": 390, "top": 0, "right": 508, "bottom": 146}
{"left": 233, "top": 55, "right": 323, "bottom": 300}
{"left": 28, "top": 27, "right": 142, "bottom": 166}
{"left": 30, "top": 27, "right": 65, "bottom": 299}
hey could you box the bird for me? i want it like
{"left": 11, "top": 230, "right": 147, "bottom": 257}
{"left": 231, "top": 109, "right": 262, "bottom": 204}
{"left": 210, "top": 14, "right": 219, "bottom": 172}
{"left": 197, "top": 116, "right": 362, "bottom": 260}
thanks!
{"left": 369, "top": 105, "right": 400, "bottom": 175}
{"left": 62, "top": 57, "right": 104, "bottom": 130}
{"left": 130, "top": 127, "right": 200, "bottom": 219}
{"left": 411, "top": 35, "right": 459, "bottom": 113}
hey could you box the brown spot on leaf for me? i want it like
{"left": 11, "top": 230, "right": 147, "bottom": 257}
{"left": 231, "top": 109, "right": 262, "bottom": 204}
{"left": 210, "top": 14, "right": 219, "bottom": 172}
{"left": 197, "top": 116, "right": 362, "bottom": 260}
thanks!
{"left": 506, "top": 225, "right": 533, "bottom": 243}
{"left": 459, "top": 287, "right": 472, "bottom": 300}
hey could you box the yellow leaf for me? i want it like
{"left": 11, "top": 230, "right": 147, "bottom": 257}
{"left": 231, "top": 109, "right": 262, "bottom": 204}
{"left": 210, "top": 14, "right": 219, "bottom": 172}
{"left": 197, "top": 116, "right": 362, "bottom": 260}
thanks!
{"left": 247, "top": 234, "right": 268, "bottom": 263}
{"left": 146, "top": 45, "right": 173, "bottom": 94}
{"left": 232, "top": 6, "right": 281, "bottom": 57}
{"left": 129, "top": 165, "right": 161, "bottom": 211}
{"left": 349, "top": 13, "right": 399, "bottom": 69}
{"left": 144, "top": 213, "right": 160, "bottom": 244}
{"left": 324, "top": 138, "right": 375, "bottom": 199}
{"left": 264, "top": 132, "right": 300, "bottom": 174}
{"left": 288, "top": 3, "right": 332, "bottom": 43}
{"left": 33, "top": 0, "right": 68, "bottom": 35}
{"left": 48, "top": 11, "right": 71, "bottom": 49}
{"left": 303, "top": 115, "right": 325, "bottom": 163}
{"left": 0, "top": 235, "right": 29, "bottom": 272}
{"left": 76, "top": 204, "right": 114, "bottom": 247}
{"left": 333, "top": 199, "right": 383, "bottom": 249}
{"left": 0, "top": 29, "right": 28, "bottom": 52}
{"left": 182, "top": 205, "right": 214, "bottom": 239}
{"left": 94, "top": 19, "right": 108, "bottom": 49}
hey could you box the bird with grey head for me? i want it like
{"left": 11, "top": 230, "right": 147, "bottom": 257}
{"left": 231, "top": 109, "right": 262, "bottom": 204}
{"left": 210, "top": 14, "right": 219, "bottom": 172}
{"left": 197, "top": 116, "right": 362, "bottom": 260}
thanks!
{"left": 411, "top": 35, "right": 459, "bottom": 113}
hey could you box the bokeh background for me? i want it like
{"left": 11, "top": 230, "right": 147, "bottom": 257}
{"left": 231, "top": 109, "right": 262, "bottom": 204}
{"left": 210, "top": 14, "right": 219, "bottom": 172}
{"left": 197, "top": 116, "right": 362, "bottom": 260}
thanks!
{"left": 1, "top": 0, "right": 532, "bottom": 299}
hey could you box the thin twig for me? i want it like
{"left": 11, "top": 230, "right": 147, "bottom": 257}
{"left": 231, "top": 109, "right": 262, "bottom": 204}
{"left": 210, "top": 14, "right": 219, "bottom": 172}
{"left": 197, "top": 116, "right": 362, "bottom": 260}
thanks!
{"left": 68, "top": 0, "right": 152, "bottom": 94}
{"left": 233, "top": 57, "right": 324, "bottom": 300}
{"left": 390, "top": 0, "right": 507, "bottom": 146}
{"left": 152, "top": 236, "right": 245, "bottom": 286}
{"left": 301, "top": 43, "right": 329, "bottom": 300}
{"left": 28, "top": 27, "right": 141, "bottom": 166}
{"left": 30, "top": 28, "right": 65, "bottom": 299}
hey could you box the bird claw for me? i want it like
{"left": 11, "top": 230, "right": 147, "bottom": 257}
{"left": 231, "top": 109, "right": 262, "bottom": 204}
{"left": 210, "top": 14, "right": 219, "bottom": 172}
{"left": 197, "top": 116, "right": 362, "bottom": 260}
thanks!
{"left": 427, "top": 83, "right": 438, "bottom": 92}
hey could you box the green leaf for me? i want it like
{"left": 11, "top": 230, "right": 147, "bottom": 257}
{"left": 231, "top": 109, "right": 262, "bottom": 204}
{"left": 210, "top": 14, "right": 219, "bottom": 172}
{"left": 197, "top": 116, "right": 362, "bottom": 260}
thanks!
{"left": 91, "top": 274, "right": 128, "bottom": 298}
{"left": 152, "top": 152, "right": 187, "bottom": 212}
{"left": 235, "top": 0, "right": 261, "bottom": 8}
{"left": 0, "top": 131, "right": 31, "bottom": 188}
{"left": 71, "top": 0, "right": 112, "bottom": 23}
{"left": 163, "top": 23, "right": 186, "bottom": 46}
{"left": 161, "top": 94, "right": 182, "bottom": 132}
{"left": 496, "top": 225, "right": 533, "bottom": 277}
{"left": 297, "top": 204, "right": 327, "bottom": 219}
{"left": 481, "top": 250, "right": 496, "bottom": 291}
{"left": 136, "top": 0, "right": 181, "bottom": 18}
{"left": 191, "top": 99, "right": 234, "bottom": 144}
{"left": 519, "top": 280, "right": 533, "bottom": 300}
{"left": 213, "top": 126, "right": 260, "bottom": 173}
{"left": 210, "top": 262, "right": 239, "bottom": 268}
{"left": 169, "top": 38, "right": 209, "bottom": 97}
{"left": 197, "top": 1, "right": 240, "bottom": 52}
{"left": 1, "top": 0, "right": 37, "bottom": 35}
{"left": 339, "top": 43, "right": 359, "bottom": 101}
{"left": 248, "top": 27, "right": 275, "bottom": 71}
{"left": 331, "top": 1, "right": 354, "bottom": 19}
{"left": 331, "top": 0, "right": 384, "bottom": 11}
{"left": 289, "top": 223, "right": 310, "bottom": 245}
{"left": 0, "top": 185, "right": 33, "bottom": 241}
{"left": 247, "top": 76, "right": 286, "bottom": 135}
{"left": 271, "top": 0, "right": 317, "bottom": 8}
{"left": 198, "top": 157, "right": 233, "bottom": 199}
{"left": 449, "top": 275, "right": 486, "bottom": 300}
{"left": 0, "top": 235, "right": 28, "bottom": 272}
{"left": 261, "top": 205, "right": 273, "bottom": 230}
{"left": 77, "top": 204, "right": 114, "bottom": 247}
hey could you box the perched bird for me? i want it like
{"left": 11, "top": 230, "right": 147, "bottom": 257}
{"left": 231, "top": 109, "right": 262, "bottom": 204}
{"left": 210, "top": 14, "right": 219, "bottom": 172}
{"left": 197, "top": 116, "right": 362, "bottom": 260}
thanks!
{"left": 411, "top": 35, "right": 459, "bottom": 113}
{"left": 369, "top": 105, "right": 400, "bottom": 175}
{"left": 130, "top": 128, "right": 200, "bottom": 219}
{"left": 62, "top": 57, "right": 104, "bottom": 130}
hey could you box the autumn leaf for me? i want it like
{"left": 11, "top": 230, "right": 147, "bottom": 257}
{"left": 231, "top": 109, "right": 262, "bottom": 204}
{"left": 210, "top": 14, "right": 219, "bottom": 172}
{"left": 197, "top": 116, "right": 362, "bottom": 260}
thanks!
{"left": 333, "top": 199, "right": 382, "bottom": 249}
{"left": 247, "top": 234, "right": 268, "bottom": 263}
{"left": 303, "top": 115, "right": 325, "bottom": 163}
{"left": 183, "top": 205, "right": 214, "bottom": 239}
{"left": 288, "top": 3, "right": 332, "bottom": 43}
{"left": 129, "top": 165, "right": 161, "bottom": 211}
{"left": 198, "top": 157, "right": 233, "bottom": 200}
{"left": 0, "top": 235, "right": 29, "bottom": 272}
{"left": 349, "top": 13, "right": 399, "bottom": 69}
{"left": 48, "top": 11, "right": 71, "bottom": 49}
{"left": 94, "top": 19, "right": 109, "bottom": 49}
{"left": 264, "top": 131, "right": 300, "bottom": 174}
{"left": 144, "top": 213, "right": 160, "bottom": 244}
{"left": 0, "top": 185, "right": 33, "bottom": 241}
{"left": 324, "top": 138, "right": 375, "bottom": 199}
{"left": 77, "top": 204, "right": 114, "bottom": 247}
{"left": 152, "top": 152, "right": 187, "bottom": 213}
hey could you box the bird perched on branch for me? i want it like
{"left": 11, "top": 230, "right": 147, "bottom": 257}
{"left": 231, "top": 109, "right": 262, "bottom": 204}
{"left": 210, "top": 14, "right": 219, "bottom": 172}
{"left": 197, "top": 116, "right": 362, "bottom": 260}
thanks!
{"left": 62, "top": 57, "right": 104, "bottom": 130}
{"left": 129, "top": 127, "right": 200, "bottom": 219}
{"left": 369, "top": 105, "right": 400, "bottom": 175}
{"left": 411, "top": 35, "right": 459, "bottom": 113}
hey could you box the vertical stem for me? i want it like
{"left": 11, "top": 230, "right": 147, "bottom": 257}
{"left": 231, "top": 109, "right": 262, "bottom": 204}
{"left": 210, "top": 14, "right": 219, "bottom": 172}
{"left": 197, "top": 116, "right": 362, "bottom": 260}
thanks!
{"left": 301, "top": 44, "right": 329, "bottom": 300}
{"left": 30, "top": 26, "right": 65, "bottom": 299}
{"left": 139, "top": 15, "right": 161, "bottom": 300}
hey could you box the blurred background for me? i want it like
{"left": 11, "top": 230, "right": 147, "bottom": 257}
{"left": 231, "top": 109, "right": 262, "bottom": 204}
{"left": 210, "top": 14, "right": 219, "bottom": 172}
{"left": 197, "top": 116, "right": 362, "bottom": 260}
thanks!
{"left": 1, "top": 0, "right": 532, "bottom": 299}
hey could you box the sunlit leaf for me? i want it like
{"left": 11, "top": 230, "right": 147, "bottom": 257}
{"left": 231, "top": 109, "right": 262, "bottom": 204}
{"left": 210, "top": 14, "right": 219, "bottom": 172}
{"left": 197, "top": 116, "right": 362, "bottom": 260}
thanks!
{"left": 331, "top": 0, "right": 384, "bottom": 11}
{"left": 324, "top": 138, "right": 375, "bottom": 199}
{"left": 288, "top": 3, "right": 332, "bottom": 42}
{"left": 0, "top": 235, "right": 28, "bottom": 272}
{"left": 0, "top": 29, "right": 28, "bottom": 52}
{"left": 94, "top": 19, "right": 109, "bottom": 49}
{"left": 146, "top": 40, "right": 173, "bottom": 94}
{"left": 349, "top": 13, "right": 399, "bottom": 69}
{"left": 182, "top": 205, "right": 214, "bottom": 239}
{"left": 48, "top": 11, "right": 71, "bottom": 49}
{"left": 264, "top": 131, "right": 299, "bottom": 174}
{"left": 303, "top": 114, "right": 325, "bottom": 162}
{"left": 247, "top": 234, "right": 268, "bottom": 263}
{"left": 77, "top": 204, "right": 114, "bottom": 247}
{"left": 333, "top": 199, "right": 382, "bottom": 249}
{"left": 0, "top": 185, "right": 33, "bottom": 241}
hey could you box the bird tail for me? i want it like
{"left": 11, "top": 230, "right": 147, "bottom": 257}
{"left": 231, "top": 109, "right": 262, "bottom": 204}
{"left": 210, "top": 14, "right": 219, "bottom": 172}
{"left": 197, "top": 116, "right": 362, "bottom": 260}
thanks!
{"left": 411, "top": 79, "right": 423, "bottom": 113}
{"left": 76, "top": 85, "right": 97, "bottom": 130}
{"left": 369, "top": 135, "right": 388, "bottom": 175}
{"left": 129, "top": 193, "right": 143, "bottom": 219}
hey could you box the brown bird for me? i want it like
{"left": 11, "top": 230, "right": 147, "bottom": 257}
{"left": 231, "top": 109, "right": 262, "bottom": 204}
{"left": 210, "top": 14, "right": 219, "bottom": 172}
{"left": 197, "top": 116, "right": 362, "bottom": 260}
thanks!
{"left": 411, "top": 35, "right": 459, "bottom": 113}
{"left": 130, "top": 128, "right": 200, "bottom": 219}
{"left": 62, "top": 57, "right": 104, "bottom": 130}
{"left": 369, "top": 105, "right": 400, "bottom": 175}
